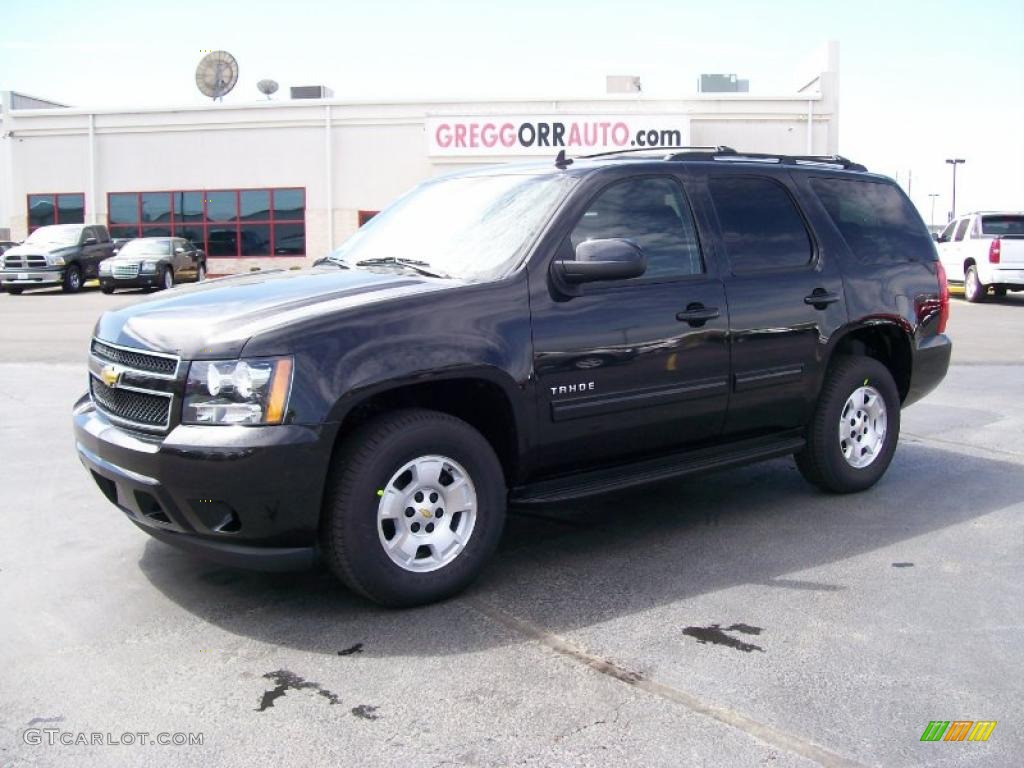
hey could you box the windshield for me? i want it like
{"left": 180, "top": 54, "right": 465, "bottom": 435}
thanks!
{"left": 118, "top": 239, "right": 172, "bottom": 257}
{"left": 24, "top": 225, "right": 82, "bottom": 246}
{"left": 981, "top": 215, "right": 1024, "bottom": 237}
{"left": 327, "top": 172, "right": 575, "bottom": 280}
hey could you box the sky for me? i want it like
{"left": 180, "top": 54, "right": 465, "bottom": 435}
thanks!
{"left": 2, "top": 0, "right": 1022, "bottom": 221}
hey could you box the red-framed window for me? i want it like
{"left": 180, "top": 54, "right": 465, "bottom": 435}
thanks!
{"left": 28, "top": 193, "right": 85, "bottom": 232}
{"left": 106, "top": 188, "right": 305, "bottom": 257}
{"left": 358, "top": 210, "right": 380, "bottom": 227}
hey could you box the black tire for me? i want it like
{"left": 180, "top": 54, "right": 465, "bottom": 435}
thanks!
{"left": 795, "top": 355, "right": 901, "bottom": 494}
{"left": 321, "top": 409, "right": 506, "bottom": 607}
{"left": 964, "top": 265, "right": 986, "bottom": 303}
{"left": 5, "top": 285, "right": 23, "bottom": 295}
{"left": 993, "top": 286, "right": 1007, "bottom": 298}
{"left": 160, "top": 266, "right": 174, "bottom": 290}
{"left": 101, "top": 286, "right": 115, "bottom": 295}
{"left": 196, "top": 263, "right": 206, "bottom": 282}
{"left": 61, "top": 265, "right": 82, "bottom": 293}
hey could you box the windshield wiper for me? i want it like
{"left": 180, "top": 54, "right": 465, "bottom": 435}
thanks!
{"left": 354, "top": 257, "right": 449, "bottom": 279}
{"left": 314, "top": 255, "right": 351, "bottom": 269}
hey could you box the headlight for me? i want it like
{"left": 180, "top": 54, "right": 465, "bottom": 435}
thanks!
{"left": 49, "top": 254, "right": 66, "bottom": 266}
{"left": 183, "top": 357, "right": 293, "bottom": 425}
{"left": 99, "top": 261, "right": 112, "bottom": 273}
{"left": 140, "top": 260, "right": 159, "bottom": 274}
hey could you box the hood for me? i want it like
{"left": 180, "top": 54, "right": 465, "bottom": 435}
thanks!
{"left": 93, "top": 266, "right": 458, "bottom": 359}
{"left": 4, "top": 242, "right": 75, "bottom": 257}
{"left": 104, "top": 252, "right": 164, "bottom": 264}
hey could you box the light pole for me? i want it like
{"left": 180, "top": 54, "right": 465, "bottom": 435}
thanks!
{"left": 945, "top": 158, "right": 965, "bottom": 221}
{"left": 928, "top": 193, "right": 940, "bottom": 227}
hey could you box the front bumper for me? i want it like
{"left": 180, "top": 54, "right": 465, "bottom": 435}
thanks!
{"left": 100, "top": 274, "right": 163, "bottom": 290}
{"left": 73, "top": 394, "right": 336, "bottom": 571}
{"left": 0, "top": 267, "right": 63, "bottom": 286}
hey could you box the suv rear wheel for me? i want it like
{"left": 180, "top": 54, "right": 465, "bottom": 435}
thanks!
{"left": 795, "top": 355, "right": 900, "bottom": 493}
{"left": 321, "top": 409, "right": 506, "bottom": 607}
{"left": 964, "top": 265, "right": 986, "bottom": 303}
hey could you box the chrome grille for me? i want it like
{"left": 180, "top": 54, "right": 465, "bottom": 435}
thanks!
{"left": 4, "top": 254, "right": 47, "bottom": 268}
{"left": 91, "top": 339, "right": 178, "bottom": 376}
{"left": 112, "top": 263, "right": 140, "bottom": 280}
{"left": 90, "top": 377, "right": 171, "bottom": 430}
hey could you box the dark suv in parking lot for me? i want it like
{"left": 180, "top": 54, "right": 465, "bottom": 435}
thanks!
{"left": 74, "top": 147, "right": 951, "bottom": 606}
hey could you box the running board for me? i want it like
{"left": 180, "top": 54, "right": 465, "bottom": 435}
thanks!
{"left": 511, "top": 433, "right": 805, "bottom": 505}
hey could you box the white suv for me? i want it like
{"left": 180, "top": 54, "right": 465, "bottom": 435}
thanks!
{"left": 936, "top": 212, "right": 1024, "bottom": 302}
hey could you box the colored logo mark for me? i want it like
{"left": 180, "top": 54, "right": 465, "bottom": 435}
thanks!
{"left": 920, "top": 721, "right": 996, "bottom": 742}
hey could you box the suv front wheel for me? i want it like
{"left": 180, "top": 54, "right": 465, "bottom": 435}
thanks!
{"left": 795, "top": 355, "right": 900, "bottom": 493}
{"left": 321, "top": 409, "right": 507, "bottom": 607}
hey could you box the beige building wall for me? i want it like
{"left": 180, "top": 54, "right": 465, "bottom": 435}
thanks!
{"left": 0, "top": 43, "right": 840, "bottom": 273}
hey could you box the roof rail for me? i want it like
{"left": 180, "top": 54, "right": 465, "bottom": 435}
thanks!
{"left": 580, "top": 145, "right": 735, "bottom": 160}
{"left": 575, "top": 145, "right": 867, "bottom": 171}
{"left": 666, "top": 148, "right": 867, "bottom": 172}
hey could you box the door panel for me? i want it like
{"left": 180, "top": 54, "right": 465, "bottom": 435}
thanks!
{"left": 529, "top": 174, "right": 731, "bottom": 473}
{"left": 702, "top": 171, "right": 847, "bottom": 435}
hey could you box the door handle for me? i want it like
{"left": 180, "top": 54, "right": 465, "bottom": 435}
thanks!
{"left": 676, "top": 304, "right": 720, "bottom": 326}
{"left": 804, "top": 289, "right": 841, "bottom": 308}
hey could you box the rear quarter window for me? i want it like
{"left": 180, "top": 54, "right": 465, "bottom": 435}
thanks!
{"left": 810, "top": 178, "right": 934, "bottom": 263}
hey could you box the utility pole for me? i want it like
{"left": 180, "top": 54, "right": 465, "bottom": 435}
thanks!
{"left": 928, "top": 193, "right": 940, "bottom": 227}
{"left": 945, "top": 158, "right": 965, "bottom": 221}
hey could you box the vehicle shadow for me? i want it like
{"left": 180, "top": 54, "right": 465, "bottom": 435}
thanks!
{"left": 137, "top": 441, "right": 1023, "bottom": 657}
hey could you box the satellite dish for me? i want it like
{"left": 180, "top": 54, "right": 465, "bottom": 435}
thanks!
{"left": 195, "top": 51, "right": 239, "bottom": 100}
{"left": 257, "top": 79, "right": 279, "bottom": 99}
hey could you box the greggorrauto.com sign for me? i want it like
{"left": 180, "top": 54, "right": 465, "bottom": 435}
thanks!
{"left": 426, "top": 115, "right": 691, "bottom": 157}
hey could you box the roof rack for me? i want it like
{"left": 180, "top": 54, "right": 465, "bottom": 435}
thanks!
{"left": 577, "top": 145, "right": 867, "bottom": 172}
{"left": 665, "top": 147, "right": 867, "bottom": 172}
{"left": 580, "top": 145, "right": 734, "bottom": 160}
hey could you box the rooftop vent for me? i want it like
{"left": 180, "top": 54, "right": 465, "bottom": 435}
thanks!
{"left": 699, "top": 74, "right": 749, "bottom": 93}
{"left": 606, "top": 76, "right": 642, "bottom": 94}
{"left": 290, "top": 85, "right": 334, "bottom": 100}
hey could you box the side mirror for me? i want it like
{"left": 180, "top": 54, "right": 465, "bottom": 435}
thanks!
{"left": 552, "top": 238, "right": 647, "bottom": 285}
{"left": 932, "top": 232, "right": 942, "bottom": 243}
{"left": 83, "top": 237, "right": 98, "bottom": 246}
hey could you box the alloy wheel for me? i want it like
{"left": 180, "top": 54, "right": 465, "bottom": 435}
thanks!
{"left": 376, "top": 455, "right": 477, "bottom": 572}
{"left": 838, "top": 385, "right": 887, "bottom": 469}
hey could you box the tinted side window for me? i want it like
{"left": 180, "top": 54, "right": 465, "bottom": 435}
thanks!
{"left": 569, "top": 177, "right": 703, "bottom": 279}
{"left": 938, "top": 220, "right": 956, "bottom": 242}
{"left": 810, "top": 178, "right": 934, "bottom": 263}
{"left": 953, "top": 219, "right": 971, "bottom": 242}
{"left": 708, "top": 176, "right": 812, "bottom": 272}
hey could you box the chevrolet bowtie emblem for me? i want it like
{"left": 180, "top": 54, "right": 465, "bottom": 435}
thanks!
{"left": 100, "top": 364, "right": 122, "bottom": 388}
{"left": 420, "top": 508, "right": 431, "bottom": 518}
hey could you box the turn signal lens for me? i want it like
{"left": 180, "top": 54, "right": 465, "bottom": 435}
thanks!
{"left": 264, "top": 358, "right": 293, "bottom": 425}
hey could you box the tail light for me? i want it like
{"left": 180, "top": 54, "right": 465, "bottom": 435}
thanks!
{"left": 936, "top": 261, "right": 950, "bottom": 333}
{"left": 989, "top": 238, "right": 1002, "bottom": 264}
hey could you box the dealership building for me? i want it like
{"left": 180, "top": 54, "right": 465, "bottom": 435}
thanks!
{"left": 0, "top": 43, "right": 839, "bottom": 274}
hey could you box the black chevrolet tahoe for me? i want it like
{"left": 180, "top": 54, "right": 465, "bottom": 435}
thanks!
{"left": 73, "top": 148, "right": 952, "bottom": 607}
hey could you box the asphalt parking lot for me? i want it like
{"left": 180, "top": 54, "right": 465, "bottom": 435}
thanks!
{"left": 2, "top": 284, "right": 1022, "bottom": 767}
